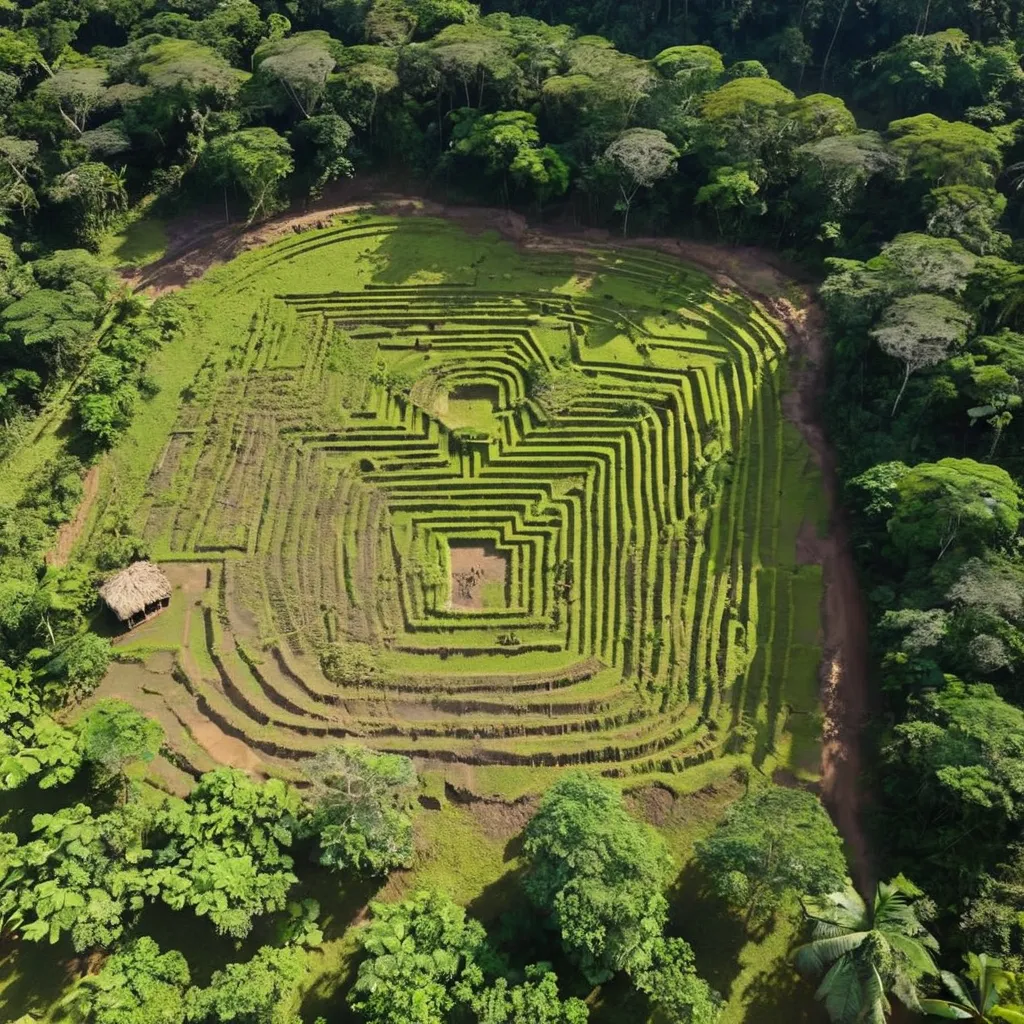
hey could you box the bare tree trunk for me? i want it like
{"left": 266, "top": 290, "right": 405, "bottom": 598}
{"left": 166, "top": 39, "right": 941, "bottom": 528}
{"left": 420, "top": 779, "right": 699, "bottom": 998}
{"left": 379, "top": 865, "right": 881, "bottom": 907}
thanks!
{"left": 891, "top": 363, "right": 912, "bottom": 416}
{"left": 988, "top": 417, "right": 1009, "bottom": 457}
{"left": 917, "top": 0, "right": 931, "bottom": 34}
{"left": 989, "top": 426, "right": 1002, "bottom": 457}
{"left": 820, "top": 0, "right": 850, "bottom": 88}
{"left": 620, "top": 184, "right": 634, "bottom": 237}
{"left": 437, "top": 88, "right": 444, "bottom": 155}
{"left": 936, "top": 514, "right": 960, "bottom": 561}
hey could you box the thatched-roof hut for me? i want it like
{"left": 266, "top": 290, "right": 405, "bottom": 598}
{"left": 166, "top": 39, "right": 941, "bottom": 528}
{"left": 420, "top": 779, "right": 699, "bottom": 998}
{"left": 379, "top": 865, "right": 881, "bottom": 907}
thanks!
{"left": 99, "top": 561, "right": 172, "bottom": 629}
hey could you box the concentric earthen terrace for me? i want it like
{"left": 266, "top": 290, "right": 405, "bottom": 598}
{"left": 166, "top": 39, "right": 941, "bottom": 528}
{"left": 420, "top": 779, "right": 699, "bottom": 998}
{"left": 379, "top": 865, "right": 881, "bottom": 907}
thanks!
{"left": 97, "top": 214, "right": 825, "bottom": 786}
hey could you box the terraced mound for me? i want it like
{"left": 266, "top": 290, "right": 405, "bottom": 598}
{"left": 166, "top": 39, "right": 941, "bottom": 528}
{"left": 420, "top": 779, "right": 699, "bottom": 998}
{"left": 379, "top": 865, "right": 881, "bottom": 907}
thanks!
{"left": 94, "top": 214, "right": 825, "bottom": 787}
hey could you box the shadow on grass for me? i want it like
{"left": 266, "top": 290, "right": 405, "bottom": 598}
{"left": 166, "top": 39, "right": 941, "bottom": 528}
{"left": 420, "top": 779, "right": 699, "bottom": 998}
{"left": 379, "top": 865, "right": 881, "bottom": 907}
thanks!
{"left": 667, "top": 860, "right": 752, "bottom": 998}
{"left": 0, "top": 937, "right": 77, "bottom": 1023}
{"left": 296, "top": 869, "right": 383, "bottom": 1024}
{"left": 110, "top": 217, "right": 169, "bottom": 268}
{"left": 367, "top": 218, "right": 488, "bottom": 287}
{"left": 740, "top": 954, "right": 820, "bottom": 1024}
{"left": 302, "top": 867, "right": 381, "bottom": 940}
{"left": 589, "top": 973, "right": 651, "bottom": 1024}
{"left": 466, "top": 863, "right": 526, "bottom": 926}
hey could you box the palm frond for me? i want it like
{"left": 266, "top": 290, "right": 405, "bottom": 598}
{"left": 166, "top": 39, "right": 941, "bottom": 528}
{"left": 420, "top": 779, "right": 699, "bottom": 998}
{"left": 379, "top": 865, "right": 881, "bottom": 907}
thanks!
{"left": 918, "top": 998, "right": 975, "bottom": 1020}
{"left": 815, "top": 956, "right": 863, "bottom": 1023}
{"left": 804, "top": 887, "right": 868, "bottom": 930}
{"left": 886, "top": 931, "right": 938, "bottom": 977}
{"left": 862, "top": 965, "right": 891, "bottom": 1024}
{"left": 939, "top": 970, "right": 975, "bottom": 1010}
{"left": 992, "top": 1008, "right": 1024, "bottom": 1024}
{"left": 793, "top": 932, "right": 869, "bottom": 976}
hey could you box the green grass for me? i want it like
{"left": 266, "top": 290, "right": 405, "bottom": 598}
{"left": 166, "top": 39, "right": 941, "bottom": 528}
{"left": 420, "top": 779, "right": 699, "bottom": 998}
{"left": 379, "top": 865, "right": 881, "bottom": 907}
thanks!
{"left": 98, "top": 208, "right": 169, "bottom": 268}
{"left": 68, "top": 214, "right": 822, "bottom": 780}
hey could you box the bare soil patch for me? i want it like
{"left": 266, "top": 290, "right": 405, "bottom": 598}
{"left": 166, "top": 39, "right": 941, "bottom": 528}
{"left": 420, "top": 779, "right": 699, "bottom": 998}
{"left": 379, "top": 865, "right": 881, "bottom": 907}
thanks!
{"left": 444, "top": 783, "right": 537, "bottom": 842}
{"left": 188, "top": 717, "right": 265, "bottom": 773}
{"left": 794, "top": 518, "right": 823, "bottom": 567}
{"left": 624, "top": 777, "right": 744, "bottom": 832}
{"left": 465, "top": 798, "right": 537, "bottom": 844}
{"left": 162, "top": 562, "right": 210, "bottom": 594}
{"left": 47, "top": 464, "right": 99, "bottom": 567}
{"left": 449, "top": 541, "right": 508, "bottom": 610}
{"left": 624, "top": 781, "right": 677, "bottom": 826}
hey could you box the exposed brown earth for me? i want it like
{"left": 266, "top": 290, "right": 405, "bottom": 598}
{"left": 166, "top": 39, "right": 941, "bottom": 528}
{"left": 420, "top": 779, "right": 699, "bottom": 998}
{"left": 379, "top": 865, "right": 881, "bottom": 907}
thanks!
{"left": 449, "top": 542, "right": 508, "bottom": 610}
{"left": 46, "top": 464, "right": 99, "bottom": 567}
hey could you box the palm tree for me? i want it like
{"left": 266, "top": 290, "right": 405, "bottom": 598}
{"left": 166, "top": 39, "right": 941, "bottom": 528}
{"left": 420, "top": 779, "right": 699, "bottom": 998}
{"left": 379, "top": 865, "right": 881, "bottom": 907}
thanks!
{"left": 792, "top": 877, "right": 939, "bottom": 1023}
{"left": 921, "top": 953, "right": 1024, "bottom": 1022}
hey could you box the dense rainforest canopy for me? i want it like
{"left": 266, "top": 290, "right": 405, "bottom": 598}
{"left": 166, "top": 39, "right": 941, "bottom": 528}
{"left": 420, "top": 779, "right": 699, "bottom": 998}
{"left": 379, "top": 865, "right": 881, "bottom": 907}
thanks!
{"left": 1, "top": 0, "right": 1024, "bottom": 1021}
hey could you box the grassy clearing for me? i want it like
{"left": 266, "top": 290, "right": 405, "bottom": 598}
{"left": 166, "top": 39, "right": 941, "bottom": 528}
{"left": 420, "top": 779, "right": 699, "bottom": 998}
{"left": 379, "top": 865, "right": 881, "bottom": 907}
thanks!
{"left": 98, "top": 205, "right": 169, "bottom": 268}
{"left": 73, "top": 213, "right": 823, "bottom": 788}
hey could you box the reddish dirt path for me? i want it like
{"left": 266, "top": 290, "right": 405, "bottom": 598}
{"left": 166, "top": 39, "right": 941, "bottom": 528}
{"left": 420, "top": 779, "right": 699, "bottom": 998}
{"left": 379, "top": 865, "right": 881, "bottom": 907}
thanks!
{"left": 125, "top": 191, "right": 874, "bottom": 889}
{"left": 46, "top": 464, "right": 99, "bottom": 566}
{"left": 774, "top": 290, "right": 874, "bottom": 897}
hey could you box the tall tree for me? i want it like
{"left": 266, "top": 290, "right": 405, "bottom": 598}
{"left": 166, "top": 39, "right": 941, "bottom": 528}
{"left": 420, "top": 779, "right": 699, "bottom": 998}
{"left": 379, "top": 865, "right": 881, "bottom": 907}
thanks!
{"left": 450, "top": 109, "right": 568, "bottom": 206}
{"left": 870, "top": 294, "right": 972, "bottom": 414}
{"left": 888, "top": 114, "right": 1004, "bottom": 188}
{"left": 185, "top": 945, "right": 308, "bottom": 1024}
{"left": 349, "top": 889, "right": 492, "bottom": 1024}
{"left": 601, "top": 128, "right": 678, "bottom": 236}
{"left": 470, "top": 965, "right": 589, "bottom": 1024}
{"left": 150, "top": 769, "right": 301, "bottom": 938}
{"left": 64, "top": 936, "right": 190, "bottom": 1024}
{"left": 522, "top": 772, "right": 673, "bottom": 983}
{"left": 77, "top": 699, "right": 163, "bottom": 801}
{"left": 37, "top": 68, "right": 108, "bottom": 135}
{"left": 878, "top": 681, "right": 1024, "bottom": 881}
{"left": 201, "top": 128, "right": 294, "bottom": 224}
{"left": 696, "top": 785, "right": 848, "bottom": 927}
{"left": 302, "top": 744, "right": 416, "bottom": 875}
{"left": 886, "top": 458, "right": 1021, "bottom": 560}
{"left": 47, "top": 162, "right": 127, "bottom": 245}
{"left": 631, "top": 936, "right": 723, "bottom": 1024}
{"left": 252, "top": 31, "right": 339, "bottom": 119}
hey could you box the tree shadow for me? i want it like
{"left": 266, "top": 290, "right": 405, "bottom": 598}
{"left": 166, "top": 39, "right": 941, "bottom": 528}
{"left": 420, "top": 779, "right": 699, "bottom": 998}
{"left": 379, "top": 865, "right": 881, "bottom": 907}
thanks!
{"left": 291, "top": 871, "right": 383, "bottom": 1024}
{"left": 127, "top": 900, "right": 254, "bottom": 989}
{"left": 589, "top": 973, "right": 651, "bottom": 1023}
{"left": 367, "top": 218, "right": 489, "bottom": 288}
{"left": 740, "top": 954, "right": 821, "bottom": 1024}
{"left": 300, "top": 868, "right": 381, "bottom": 940}
{"left": 0, "top": 770, "right": 97, "bottom": 835}
{"left": 466, "top": 862, "right": 527, "bottom": 926}
{"left": 665, "top": 860, "right": 752, "bottom": 998}
{"left": 366, "top": 216, "right": 575, "bottom": 293}
{"left": 0, "top": 937, "right": 77, "bottom": 1023}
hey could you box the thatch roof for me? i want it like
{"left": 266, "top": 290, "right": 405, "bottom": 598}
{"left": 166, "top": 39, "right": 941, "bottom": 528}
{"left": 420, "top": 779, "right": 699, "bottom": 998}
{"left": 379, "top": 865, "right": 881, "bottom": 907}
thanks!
{"left": 99, "top": 561, "right": 172, "bottom": 620}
